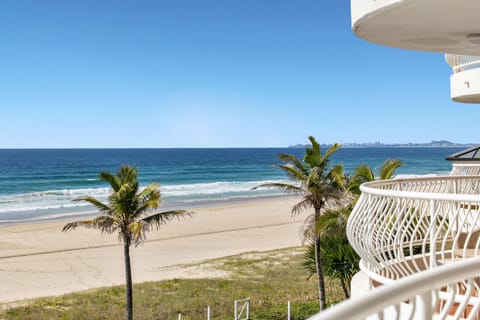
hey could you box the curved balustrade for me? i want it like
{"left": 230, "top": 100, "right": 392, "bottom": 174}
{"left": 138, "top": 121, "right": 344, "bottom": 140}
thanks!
{"left": 347, "top": 176, "right": 480, "bottom": 286}
{"left": 308, "top": 256, "right": 480, "bottom": 320}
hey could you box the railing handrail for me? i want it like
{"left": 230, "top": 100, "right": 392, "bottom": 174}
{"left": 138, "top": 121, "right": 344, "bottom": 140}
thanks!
{"left": 307, "top": 256, "right": 480, "bottom": 320}
{"left": 445, "top": 53, "right": 480, "bottom": 73}
{"left": 452, "top": 60, "right": 480, "bottom": 73}
{"left": 360, "top": 175, "right": 480, "bottom": 202}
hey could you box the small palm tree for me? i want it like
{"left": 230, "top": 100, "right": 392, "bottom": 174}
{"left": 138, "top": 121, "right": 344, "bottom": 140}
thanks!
{"left": 303, "top": 205, "right": 359, "bottom": 299}
{"left": 63, "top": 165, "right": 192, "bottom": 320}
{"left": 301, "top": 159, "right": 404, "bottom": 303}
{"left": 255, "top": 136, "right": 345, "bottom": 311}
{"left": 306, "top": 159, "right": 403, "bottom": 300}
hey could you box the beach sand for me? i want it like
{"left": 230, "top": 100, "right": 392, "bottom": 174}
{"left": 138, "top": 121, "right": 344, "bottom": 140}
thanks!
{"left": 0, "top": 196, "right": 307, "bottom": 304}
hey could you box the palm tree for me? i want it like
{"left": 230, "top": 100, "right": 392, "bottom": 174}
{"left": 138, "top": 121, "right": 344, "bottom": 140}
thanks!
{"left": 303, "top": 205, "right": 359, "bottom": 299}
{"left": 255, "top": 136, "right": 345, "bottom": 311}
{"left": 348, "top": 159, "right": 403, "bottom": 195}
{"left": 63, "top": 165, "right": 192, "bottom": 320}
{"left": 304, "top": 158, "right": 403, "bottom": 299}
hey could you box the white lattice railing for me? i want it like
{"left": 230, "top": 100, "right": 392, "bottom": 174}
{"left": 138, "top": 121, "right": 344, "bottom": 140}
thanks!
{"left": 451, "top": 164, "right": 480, "bottom": 176}
{"left": 445, "top": 54, "right": 480, "bottom": 74}
{"left": 347, "top": 176, "right": 480, "bottom": 286}
{"left": 307, "top": 256, "right": 480, "bottom": 320}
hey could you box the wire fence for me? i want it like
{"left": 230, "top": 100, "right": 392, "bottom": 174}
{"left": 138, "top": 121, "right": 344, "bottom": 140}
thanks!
{"left": 176, "top": 299, "right": 296, "bottom": 319}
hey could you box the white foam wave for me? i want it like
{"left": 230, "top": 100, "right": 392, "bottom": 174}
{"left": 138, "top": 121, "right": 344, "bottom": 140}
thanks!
{"left": 0, "top": 202, "right": 91, "bottom": 214}
{"left": 393, "top": 173, "right": 447, "bottom": 179}
{"left": 0, "top": 179, "right": 289, "bottom": 217}
{"left": 18, "top": 187, "right": 111, "bottom": 198}
{"left": 160, "top": 180, "right": 289, "bottom": 197}
{"left": 0, "top": 187, "right": 110, "bottom": 214}
{"left": 0, "top": 210, "right": 96, "bottom": 224}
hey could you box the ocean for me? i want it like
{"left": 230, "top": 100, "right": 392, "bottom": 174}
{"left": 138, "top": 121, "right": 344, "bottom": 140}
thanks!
{"left": 0, "top": 147, "right": 462, "bottom": 224}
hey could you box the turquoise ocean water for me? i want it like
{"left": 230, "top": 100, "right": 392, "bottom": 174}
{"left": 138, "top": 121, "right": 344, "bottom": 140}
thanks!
{"left": 0, "top": 147, "right": 462, "bottom": 224}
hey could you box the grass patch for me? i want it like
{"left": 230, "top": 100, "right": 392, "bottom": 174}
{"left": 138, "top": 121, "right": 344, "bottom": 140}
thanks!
{"left": 0, "top": 247, "right": 345, "bottom": 319}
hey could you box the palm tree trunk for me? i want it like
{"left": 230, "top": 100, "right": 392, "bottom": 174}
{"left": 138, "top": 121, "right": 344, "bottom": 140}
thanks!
{"left": 314, "top": 206, "right": 327, "bottom": 311}
{"left": 123, "top": 240, "right": 133, "bottom": 320}
{"left": 340, "top": 278, "right": 350, "bottom": 299}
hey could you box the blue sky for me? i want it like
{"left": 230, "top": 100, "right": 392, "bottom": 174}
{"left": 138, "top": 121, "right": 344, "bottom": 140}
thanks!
{"left": 1, "top": 1, "right": 479, "bottom": 148}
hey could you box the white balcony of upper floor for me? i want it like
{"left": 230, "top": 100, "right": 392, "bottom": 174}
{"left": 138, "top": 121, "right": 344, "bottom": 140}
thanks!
{"left": 445, "top": 54, "right": 480, "bottom": 103}
{"left": 351, "top": 0, "right": 480, "bottom": 55}
{"left": 347, "top": 175, "right": 480, "bottom": 288}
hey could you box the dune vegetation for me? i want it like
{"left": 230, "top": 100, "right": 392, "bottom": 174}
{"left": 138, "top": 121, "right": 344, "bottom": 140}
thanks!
{"left": 1, "top": 247, "right": 345, "bottom": 320}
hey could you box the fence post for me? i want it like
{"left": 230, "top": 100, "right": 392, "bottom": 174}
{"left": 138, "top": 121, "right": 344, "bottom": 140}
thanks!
{"left": 429, "top": 199, "right": 437, "bottom": 268}
{"left": 234, "top": 300, "right": 238, "bottom": 320}
{"left": 207, "top": 306, "right": 211, "bottom": 320}
{"left": 287, "top": 301, "right": 291, "bottom": 320}
{"left": 234, "top": 298, "right": 250, "bottom": 319}
{"left": 178, "top": 313, "right": 182, "bottom": 320}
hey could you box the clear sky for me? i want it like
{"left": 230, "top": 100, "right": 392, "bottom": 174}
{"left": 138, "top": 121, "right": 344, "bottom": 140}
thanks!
{"left": 1, "top": 1, "right": 479, "bottom": 148}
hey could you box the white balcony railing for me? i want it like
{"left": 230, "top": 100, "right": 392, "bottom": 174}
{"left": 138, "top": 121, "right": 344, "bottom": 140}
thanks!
{"left": 308, "top": 256, "right": 480, "bottom": 320}
{"left": 445, "top": 54, "right": 480, "bottom": 74}
{"left": 347, "top": 176, "right": 480, "bottom": 286}
{"left": 451, "top": 164, "right": 480, "bottom": 176}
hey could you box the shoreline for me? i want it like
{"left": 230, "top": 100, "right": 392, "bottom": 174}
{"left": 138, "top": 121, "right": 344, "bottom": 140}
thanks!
{"left": 0, "top": 195, "right": 307, "bottom": 304}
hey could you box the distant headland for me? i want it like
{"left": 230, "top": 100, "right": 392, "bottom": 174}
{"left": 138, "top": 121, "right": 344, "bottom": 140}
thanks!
{"left": 288, "top": 140, "right": 476, "bottom": 148}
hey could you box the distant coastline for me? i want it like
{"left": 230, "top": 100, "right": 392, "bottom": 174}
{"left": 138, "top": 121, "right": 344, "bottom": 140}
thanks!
{"left": 289, "top": 140, "right": 476, "bottom": 148}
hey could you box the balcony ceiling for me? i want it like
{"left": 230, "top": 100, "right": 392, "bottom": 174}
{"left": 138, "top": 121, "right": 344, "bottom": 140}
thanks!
{"left": 352, "top": 0, "right": 480, "bottom": 55}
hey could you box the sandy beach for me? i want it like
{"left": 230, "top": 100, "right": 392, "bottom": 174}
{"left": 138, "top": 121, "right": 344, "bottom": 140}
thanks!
{"left": 0, "top": 196, "right": 307, "bottom": 305}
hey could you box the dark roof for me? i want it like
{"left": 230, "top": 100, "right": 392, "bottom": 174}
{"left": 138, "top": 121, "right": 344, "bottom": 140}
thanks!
{"left": 446, "top": 145, "right": 480, "bottom": 161}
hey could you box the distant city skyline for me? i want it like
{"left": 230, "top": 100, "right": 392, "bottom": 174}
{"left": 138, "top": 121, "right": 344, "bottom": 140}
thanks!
{"left": 1, "top": 1, "right": 480, "bottom": 148}
{"left": 289, "top": 140, "right": 476, "bottom": 148}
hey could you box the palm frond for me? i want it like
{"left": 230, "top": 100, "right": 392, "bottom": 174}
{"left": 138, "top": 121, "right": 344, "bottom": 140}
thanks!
{"left": 62, "top": 215, "right": 118, "bottom": 233}
{"left": 119, "top": 165, "right": 139, "bottom": 182}
{"left": 354, "top": 164, "right": 374, "bottom": 182}
{"left": 118, "top": 165, "right": 140, "bottom": 194}
{"left": 140, "top": 210, "right": 194, "bottom": 230}
{"left": 348, "top": 164, "right": 373, "bottom": 195}
{"left": 73, "top": 196, "right": 111, "bottom": 213}
{"left": 302, "top": 241, "right": 317, "bottom": 280}
{"left": 109, "top": 182, "right": 139, "bottom": 220}
{"left": 133, "top": 196, "right": 162, "bottom": 217}
{"left": 346, "top": 181, "right": 361, "bottom": 195}
{"left": 99, "top": 171, "right": 122, "bottom": 191}
{"left": 278, "top": 154, "right": 307, "bottom": 174}
{"left": 304, "top": 136, "right": 322, "bottom": 167}
{"left": 272, "top": 164, "right": 306, "bottom": 182}
{"left": 291, "top": 198, "right": 312, "bottom": 217}
{"left": 253, "top": 182, "right": 304, "bottom": 195}
{"left": 320, "top": 143, "right": 341, "bottom": 167}
{"left": 315, "top": 206, "right": 350, "bottom": 236}
{"left": 100, "top": 166, "right": 139, "bottom": 193}
{"left": 63, "top": 220, "right": 96, "bottom": 232}
{"left": 328, "top": 164, "right": 346, "bottom": 189}
{"left": 137, "top": 183, "right": 161, "bottom": 203}
{"left": 379, "top": 159, "right": 403, "bottom": 180}
{"left": 128, "top": 221, "right": 146, "bottom": 245}
{"left": 128, "top": 183, "right": 162, "bottom": 219}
